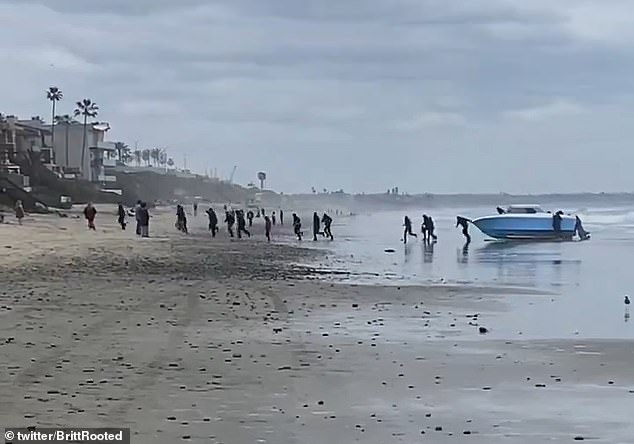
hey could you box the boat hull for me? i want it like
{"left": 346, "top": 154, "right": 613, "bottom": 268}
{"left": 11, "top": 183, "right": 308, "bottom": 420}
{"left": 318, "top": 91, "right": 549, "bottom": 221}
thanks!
{"left": 471, "top": 215, "right": 576, "bottom": 240}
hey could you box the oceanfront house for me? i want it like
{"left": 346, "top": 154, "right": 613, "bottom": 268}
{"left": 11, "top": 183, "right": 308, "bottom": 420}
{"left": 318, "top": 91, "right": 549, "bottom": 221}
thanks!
{"left": 14, "top": 116, "right": 117, "bottom": 184}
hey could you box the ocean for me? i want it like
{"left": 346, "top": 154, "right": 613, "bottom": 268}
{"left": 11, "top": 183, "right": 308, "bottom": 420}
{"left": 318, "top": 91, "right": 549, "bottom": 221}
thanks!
{"left": 303, "top": 202, "right": 634, "bottom": 340}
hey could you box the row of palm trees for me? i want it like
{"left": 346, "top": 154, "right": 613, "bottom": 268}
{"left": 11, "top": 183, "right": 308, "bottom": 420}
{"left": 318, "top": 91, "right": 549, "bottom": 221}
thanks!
{"left": 46, "top": 86, "right": 174, "bottom": 171}
{"left": 114, "top": 143, "right": 175, "bottom": 168}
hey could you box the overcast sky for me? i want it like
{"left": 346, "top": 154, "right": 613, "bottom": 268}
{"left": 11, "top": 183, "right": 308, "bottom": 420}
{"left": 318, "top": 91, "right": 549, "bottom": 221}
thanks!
{"left": 2, "top": 0, "right": 634, "bottom": 194}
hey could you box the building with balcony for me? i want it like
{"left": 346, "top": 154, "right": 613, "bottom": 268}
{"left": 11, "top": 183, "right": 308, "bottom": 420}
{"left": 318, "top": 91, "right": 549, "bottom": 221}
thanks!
{"left": 48, "top": 120, "right": 117, "bottom": 183}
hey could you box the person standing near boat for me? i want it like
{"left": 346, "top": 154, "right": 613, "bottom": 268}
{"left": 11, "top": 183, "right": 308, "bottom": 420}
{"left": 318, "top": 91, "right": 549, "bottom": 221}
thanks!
{"left": 403, "top": 216, "right": 417, "bottom": 244}
{"left": 456, "top": 216, "right": 471, "bottom": 244}
{"left": 552, "top": 210, "right": 563, "bottom": 234}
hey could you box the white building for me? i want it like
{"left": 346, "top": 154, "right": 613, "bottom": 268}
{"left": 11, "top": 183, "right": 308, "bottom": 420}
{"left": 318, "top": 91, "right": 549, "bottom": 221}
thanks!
{"left": 47, "top": 120, "right": 117, "bottom": 183}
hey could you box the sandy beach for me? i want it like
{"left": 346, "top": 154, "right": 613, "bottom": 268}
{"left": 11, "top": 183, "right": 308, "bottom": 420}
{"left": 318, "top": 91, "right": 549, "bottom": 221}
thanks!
{"left": 1, "top": 207, "right": 633, "bottom": 443}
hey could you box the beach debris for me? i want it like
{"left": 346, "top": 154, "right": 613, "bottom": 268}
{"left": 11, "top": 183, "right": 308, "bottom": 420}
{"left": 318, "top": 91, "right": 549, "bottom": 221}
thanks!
{"left": 625, "top": 295, "right": 630, "bottom": 305}
{"left": 384, "top": 248, "right": 395, "bottom": 253}
{"left": 478, "top": 327, "right": 488, "bottom": 334}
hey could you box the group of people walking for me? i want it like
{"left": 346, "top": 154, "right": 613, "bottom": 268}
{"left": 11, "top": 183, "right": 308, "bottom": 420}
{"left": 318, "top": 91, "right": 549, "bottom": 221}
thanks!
{"left": 403, "top": 214, "right": 437, "bottom": 244}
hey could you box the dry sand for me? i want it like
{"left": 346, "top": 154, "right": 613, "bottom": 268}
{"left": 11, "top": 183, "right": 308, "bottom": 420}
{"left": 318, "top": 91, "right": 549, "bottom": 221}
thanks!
{"left": 1, "top": 207, "right": 633, "bottom": 443}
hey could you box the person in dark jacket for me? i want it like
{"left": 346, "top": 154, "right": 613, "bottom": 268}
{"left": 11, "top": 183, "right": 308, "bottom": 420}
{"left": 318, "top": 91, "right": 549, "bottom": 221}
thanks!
{"left": 553, "top": 210, "right": 563, "bottom": 234}
{"left": 193, "top": 202, "right": 198, "bottom": 217}
{"left": 293, "top": 213, "right": 302, "bottom": 240}
{"left": 322, "top": 213, "right": 333, "bottom": 240}
{"left": 272, "top": 211, "right": 277, "bottom": 225}
{"left": 313, "top": 212, "right": 323, "bottom": 241}
{"left": 225, "top": 210, "right": 235, "bottom": 238}
{"left": 456, "top": 216, "right": 471, "bottom": 244}
{"left": 247, "top": 210, "right": 254, "bottom": 227}
{"left": 280, "top": 209, "right": 284, "bottom": 225}
{"left": 403, "top": 215, "right": 417, "bottom": 244}
{"left": 83, "top": 203, "right": 97, "bottom": 230}
{"left": 134, "top": 200, "right": 142, "bottom": 235}
{"left": 117, "top": 203, "right": 126, "bottom": 230}
{"left": 236, "top": 210, "right": 251, "bottom": 238}
{"left": 176, "top": 205, "right": 188, "bottom": 233}
{"left": 138, "top": 202, "right": 150, "bottom": 237}
{"left": 206, "top": 207, "right": 218, "bottom": 237}
{"left": 265, "top": 215, "right": 272, "bottom": 242}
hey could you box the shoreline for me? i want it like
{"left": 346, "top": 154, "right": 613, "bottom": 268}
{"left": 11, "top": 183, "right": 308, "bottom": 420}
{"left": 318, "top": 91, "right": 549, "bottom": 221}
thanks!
{"left": 1, "top": 209, "right": 633, "bottom": 443}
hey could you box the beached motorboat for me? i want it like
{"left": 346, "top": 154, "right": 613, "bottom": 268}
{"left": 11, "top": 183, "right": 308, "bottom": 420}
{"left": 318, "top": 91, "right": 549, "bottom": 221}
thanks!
{"left": 471, "top": 205, "right": 583, "bottom": 240}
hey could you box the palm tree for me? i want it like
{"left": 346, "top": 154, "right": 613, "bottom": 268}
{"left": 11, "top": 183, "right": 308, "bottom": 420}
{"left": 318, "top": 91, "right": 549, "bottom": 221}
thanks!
{"left": 133, "top": 149, "right": 142, "bottom": 167}
{"left": 158, "top": 149, "right": 167, "bottom": 167}
{"left": 114, "top": 142, "right": 130, "bottom": 164}
{"left": 141, "top": 149, "right": 150, "bottom": 166}
{"left": 54, "top": 114, "right": 74, "bottom": 168}
{"left": 150, "top": 147, "right": 160, "bottom": 166}
{"left": 46, "top": 87, "right": 63, "bottom": 150}
{"left": 73, "top": 98, "right": 99, "bottom": 174}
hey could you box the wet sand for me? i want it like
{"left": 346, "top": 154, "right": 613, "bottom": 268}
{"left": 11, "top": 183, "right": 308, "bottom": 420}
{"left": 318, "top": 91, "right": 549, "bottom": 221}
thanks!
{"left": 1, "top": 207, "right": 633, "bottom": 443}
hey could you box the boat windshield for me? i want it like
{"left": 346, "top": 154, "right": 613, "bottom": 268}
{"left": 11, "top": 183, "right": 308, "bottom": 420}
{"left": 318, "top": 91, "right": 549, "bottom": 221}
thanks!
{"left": 506, "top": 205, "right": 544, "bottom": 214}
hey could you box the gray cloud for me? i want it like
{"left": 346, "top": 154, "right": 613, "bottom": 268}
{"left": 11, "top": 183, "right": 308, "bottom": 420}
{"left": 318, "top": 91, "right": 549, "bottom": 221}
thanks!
{"left": 1, "top": 0, "right": 634, "bottom": 193}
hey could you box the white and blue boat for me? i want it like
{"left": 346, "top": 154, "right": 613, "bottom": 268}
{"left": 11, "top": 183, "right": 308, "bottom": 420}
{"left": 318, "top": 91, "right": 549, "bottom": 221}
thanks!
{"left": 471, "top": 205, "right": 581, "bottom": 240}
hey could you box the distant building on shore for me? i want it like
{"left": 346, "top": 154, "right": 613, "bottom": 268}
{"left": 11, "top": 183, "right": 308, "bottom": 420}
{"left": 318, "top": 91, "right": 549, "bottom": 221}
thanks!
{"left": 45, "top": 119, "right": 117, "bottom": 183}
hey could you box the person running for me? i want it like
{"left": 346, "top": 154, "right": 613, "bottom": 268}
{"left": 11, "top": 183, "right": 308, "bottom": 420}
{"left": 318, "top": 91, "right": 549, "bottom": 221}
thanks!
{"left": 176, "top": 205, "right": 188, "bottom": 233}
{"left": 403, "top": 215, "right": 417, "bottom": 244}
{"left": 313, "top": 212, "right": 322, "bottom": 241}
{"left": 225, "top": 210, "right": 235, "bottom": 238}
{"left": 193, "top": 202, "right": 198, "bottom": 217}
{"left": 280, "top": 209, "right": 284, "bottom": 225}
{"left": 247, "top": 210, "right": 254, "bottom": 227}
{"left": 293, "top": 213, "right": 302, "bottom": 240}
{"left": 272, "top": 211, "right": 276, "bottom": 225}
{"left": 83, "top": 203, "right": 97, "bottom": 230}
{"left": 14, "top": 200, "right": 25, "bottom": 225}
{"left": 265, "top": 215, "right": 272, "bottom": 242}
{"left": 322, "top": 213, "right": 334, "bottom": 240}
{"left": 134, "top": 200, "right": 142, "bottom": 235}
{"left": 236, "top": 210, "right": 251, "bottom": 239}
{"left": 206, "top": 207, "right": 218, "bottom": 237}
{"left": 117, "top": 203, "right": 127, "bottom": 230}
{"left": 456, "top": 216, "right": 471, "bottom": 244}
{"left": 138, "top": 202, "right": 150, "bottom": 237}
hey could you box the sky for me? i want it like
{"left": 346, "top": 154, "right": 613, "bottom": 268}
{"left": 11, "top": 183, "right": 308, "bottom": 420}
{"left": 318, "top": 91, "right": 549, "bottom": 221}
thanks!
{"left": 2, "top": 0, "right": 634, "bottom": 194}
